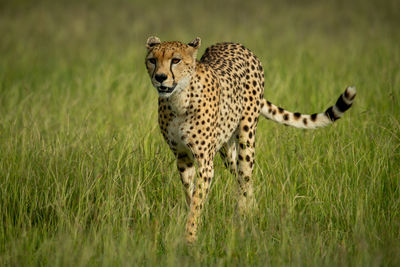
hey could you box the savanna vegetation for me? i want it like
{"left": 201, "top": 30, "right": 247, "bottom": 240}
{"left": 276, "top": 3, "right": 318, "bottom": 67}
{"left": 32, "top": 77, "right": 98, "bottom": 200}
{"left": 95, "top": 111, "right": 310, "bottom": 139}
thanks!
{"left": 0, "top": 0, "right": 399, "bottom": 265}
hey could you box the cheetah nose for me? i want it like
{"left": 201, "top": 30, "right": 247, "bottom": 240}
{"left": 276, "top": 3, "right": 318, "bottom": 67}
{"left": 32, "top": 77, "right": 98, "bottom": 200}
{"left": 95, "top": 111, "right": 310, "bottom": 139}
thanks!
{"left": 155, "top": 74, "right": 168, "bottom": 83}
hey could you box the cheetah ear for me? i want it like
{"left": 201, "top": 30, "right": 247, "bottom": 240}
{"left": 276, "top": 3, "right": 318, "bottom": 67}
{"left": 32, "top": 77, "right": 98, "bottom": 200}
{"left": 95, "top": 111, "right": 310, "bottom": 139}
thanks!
{"left": 188, "top": 37, "right": 201, "bottom": 49}
{"left": 146, "top": 36, "right": 161, "bottom": 49}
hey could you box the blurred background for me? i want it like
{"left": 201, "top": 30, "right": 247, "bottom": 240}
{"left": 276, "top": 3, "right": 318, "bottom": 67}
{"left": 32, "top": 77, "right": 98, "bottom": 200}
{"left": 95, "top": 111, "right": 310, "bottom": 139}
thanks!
{"left": 1, "top": 0, "right": 399, "bottom": 78}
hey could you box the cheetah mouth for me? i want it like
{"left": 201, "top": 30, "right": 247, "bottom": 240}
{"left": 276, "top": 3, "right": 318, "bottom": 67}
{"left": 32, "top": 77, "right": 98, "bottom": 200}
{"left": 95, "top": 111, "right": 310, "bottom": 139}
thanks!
{"left": 157, "top": 85, "right": 176, "bottom": 94}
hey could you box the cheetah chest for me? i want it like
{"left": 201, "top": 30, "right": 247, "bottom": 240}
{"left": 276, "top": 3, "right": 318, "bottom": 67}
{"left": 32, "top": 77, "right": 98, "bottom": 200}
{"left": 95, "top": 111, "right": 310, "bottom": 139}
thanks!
{"left": 166, "top": 116, "right": 187, "bottom": 148}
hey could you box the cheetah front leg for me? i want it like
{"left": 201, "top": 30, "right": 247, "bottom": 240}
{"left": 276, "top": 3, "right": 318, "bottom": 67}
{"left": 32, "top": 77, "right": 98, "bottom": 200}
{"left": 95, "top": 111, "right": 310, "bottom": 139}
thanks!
{"left": 185, "top": 158, "right": 214, "bottom": 243}
{"left": 176, "top": 153, "right": 196, "bottom": 206}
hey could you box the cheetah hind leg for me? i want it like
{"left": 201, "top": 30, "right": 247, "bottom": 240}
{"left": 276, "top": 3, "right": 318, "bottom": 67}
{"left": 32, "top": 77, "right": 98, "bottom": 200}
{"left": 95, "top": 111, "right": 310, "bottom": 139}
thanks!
{"left": 220, "top": 132, "right": 258, "bottom": 215}
{"left": 219, "top": 136, "right": 238, "bottom": 176}
{"left": 236, "top": 126, "right": 258, "bottom": 216}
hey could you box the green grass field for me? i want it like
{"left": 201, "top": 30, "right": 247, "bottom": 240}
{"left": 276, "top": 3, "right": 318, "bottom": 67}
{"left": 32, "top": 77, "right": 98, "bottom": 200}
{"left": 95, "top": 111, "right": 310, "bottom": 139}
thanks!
{"left": 1, "top": 0, "right": 399, "bottom": 266}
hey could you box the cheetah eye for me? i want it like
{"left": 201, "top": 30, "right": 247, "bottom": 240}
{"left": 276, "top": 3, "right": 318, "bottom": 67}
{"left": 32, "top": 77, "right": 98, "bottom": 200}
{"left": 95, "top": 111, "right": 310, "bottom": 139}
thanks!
{"left": 148, "top": 58, "right": 156, "bottom": 65}
{"left": 171, "top": 58, "right": 181, "bottom": 64}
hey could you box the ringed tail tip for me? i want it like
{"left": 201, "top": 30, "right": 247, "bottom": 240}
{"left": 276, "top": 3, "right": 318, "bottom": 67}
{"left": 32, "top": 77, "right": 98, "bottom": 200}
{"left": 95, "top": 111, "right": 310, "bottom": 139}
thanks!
{"left": 345, "top": 86, "right": 357, "bottom": 100}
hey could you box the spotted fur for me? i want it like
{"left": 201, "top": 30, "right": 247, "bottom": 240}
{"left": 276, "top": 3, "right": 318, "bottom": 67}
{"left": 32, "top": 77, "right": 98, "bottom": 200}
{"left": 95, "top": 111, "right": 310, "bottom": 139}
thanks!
{"left": 145, "top": 37, "right": 356, "bottom": 243}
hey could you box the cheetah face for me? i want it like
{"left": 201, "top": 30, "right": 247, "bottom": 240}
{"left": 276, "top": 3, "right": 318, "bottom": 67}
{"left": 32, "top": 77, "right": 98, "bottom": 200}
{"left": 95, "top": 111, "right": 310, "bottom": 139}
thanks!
{"left": 145, "top": 36, "right": 201, "bottom": 97}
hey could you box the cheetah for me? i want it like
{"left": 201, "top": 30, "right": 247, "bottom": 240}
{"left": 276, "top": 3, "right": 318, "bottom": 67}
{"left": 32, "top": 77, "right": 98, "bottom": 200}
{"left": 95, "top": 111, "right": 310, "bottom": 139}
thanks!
{"left": 144, "top": 36, "right": 356, "bottom": 243}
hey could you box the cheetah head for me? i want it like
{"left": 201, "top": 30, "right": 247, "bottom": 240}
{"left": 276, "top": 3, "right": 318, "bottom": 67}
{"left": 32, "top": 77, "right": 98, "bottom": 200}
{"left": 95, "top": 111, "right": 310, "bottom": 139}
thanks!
{"left": 145, "top": 36, "right": 201, "bottom": 97}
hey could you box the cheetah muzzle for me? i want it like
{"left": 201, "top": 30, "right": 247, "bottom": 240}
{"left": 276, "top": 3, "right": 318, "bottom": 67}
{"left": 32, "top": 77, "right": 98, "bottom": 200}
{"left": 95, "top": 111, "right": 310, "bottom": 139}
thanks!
{"left": 144, "top": 36, "right": 356, "bottom": 243}
{"left": 158, "top": 85, "right": 176, "bottom": 94}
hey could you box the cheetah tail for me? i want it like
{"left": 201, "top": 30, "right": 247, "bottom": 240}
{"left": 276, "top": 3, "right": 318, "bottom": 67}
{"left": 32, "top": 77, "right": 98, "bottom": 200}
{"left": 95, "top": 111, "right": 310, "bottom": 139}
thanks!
{"left": 260, "top": 87, "right": 356, "bottom": 129}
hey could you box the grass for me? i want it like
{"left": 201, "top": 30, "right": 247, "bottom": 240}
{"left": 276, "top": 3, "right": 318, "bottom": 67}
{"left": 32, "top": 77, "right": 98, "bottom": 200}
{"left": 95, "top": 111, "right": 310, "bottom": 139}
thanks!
{"left": 0, "top": 0, "right": 399, "bottom": 266}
